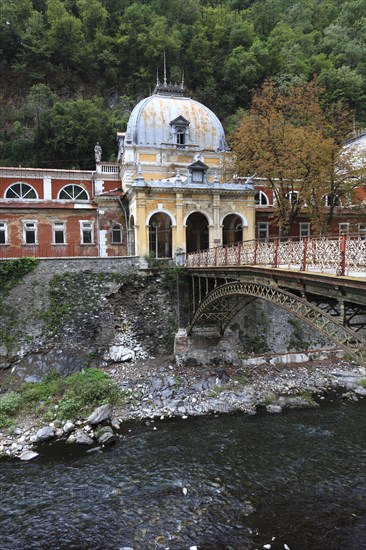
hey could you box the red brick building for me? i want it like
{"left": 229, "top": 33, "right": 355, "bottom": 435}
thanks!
{"left": 0, "top": 163, "right": 128, "bottom": 258}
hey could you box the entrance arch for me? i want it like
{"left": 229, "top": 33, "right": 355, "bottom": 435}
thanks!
{"left": 148, "top": 212, "right": 172, "bottom": 258}
{"left": 222, "top": 213, "right": 245, "bottom": 245}
{"left": 186, "top": 212, "right": 209, "bottom": 253}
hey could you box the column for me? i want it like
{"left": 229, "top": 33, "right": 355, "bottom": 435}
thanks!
{"left": 175, "top": 192, "right": 185, "bottom": 252}
{"left": 135, "top": 191, "right": 148, "bottom": 257}
{"left": 213, "top": 193, "right": 221, "bottom": 246}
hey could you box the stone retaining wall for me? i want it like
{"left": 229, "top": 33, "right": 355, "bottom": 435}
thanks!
{"left": 0, "top": 256, "right": 141, "bottom": 365}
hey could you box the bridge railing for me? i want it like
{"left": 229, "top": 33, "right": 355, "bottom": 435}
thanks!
{"left": 186, "top": 235, "right": 366, "bottom": 276}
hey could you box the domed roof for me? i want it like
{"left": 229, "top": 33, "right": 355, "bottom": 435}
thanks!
{"left": 125, "top": 92, "right": 228, "bottom": 151}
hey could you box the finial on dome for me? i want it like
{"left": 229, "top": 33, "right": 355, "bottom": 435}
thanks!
{"left": 153, "top": 52, "right": 185, "bottom": 96}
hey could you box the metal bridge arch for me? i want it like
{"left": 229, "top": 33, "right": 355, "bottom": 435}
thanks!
{"left": 187, "top": 280, "right": 366, "bottom": 365}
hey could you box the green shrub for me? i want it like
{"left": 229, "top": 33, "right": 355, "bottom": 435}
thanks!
{"left": 0, "top": 391, "right": 22, "bottom": 416}
{"left": 57, "top": 397, "right": 82, "bottom": 420}
{"left": 0, "top": 414, "right": 15, "bottom": 429}
{"left": 0, "top": 368, "right": 122, "bottom": 426}
{"left": 233, "top": 372, "right": 248, "bottom": 385}
{"left": 22, "top": 370, "right": 60, "bottom": 404}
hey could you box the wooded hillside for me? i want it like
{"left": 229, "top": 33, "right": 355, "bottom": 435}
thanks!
{"left": 1, "top": 0, "right": 365, "bottom": 168}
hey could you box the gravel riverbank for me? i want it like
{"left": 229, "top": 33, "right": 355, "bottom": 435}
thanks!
{"left": 1, "top": 353, "right": 365, "bottom": 460}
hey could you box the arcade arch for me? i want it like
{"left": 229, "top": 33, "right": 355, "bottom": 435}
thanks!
{"left": 222, "top": 213, "right": 247, "bottom": 245}
{"left": 148, "top": 212, "right": 172, "bottom": 258}
{"left": 186, "top": 212, "right": 209, "bottom": 253}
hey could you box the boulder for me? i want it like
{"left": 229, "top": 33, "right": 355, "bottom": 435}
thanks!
{"left": 87, "top": 404, "right": 111, "bottom": 425}
{"left": 19, "top": 450, "right": 39, "bottom": 461}
{"left": 266, "top": 404, "right": 282, "bottom": 414}
{"left": 36, "top": 426, "right": 55, "bottom": 441}
{"left": 73, "top": 429, "right": 94, "bottom": 445}
{"left": 63, "top": 420, "right": 75, "bottom": 434}
{"left": 97, "top": 426, "right": 117, "bottom": 446}
{"left": 106, "top": 346, "right": 135, "bottom": 363}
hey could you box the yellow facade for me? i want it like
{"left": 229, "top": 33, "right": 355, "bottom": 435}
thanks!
{"left": 119, "top": 86, "right": 255, "bottom": 259}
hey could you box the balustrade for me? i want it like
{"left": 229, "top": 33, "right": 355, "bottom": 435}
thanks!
{"left": 186, "top": 235, "right": 366, "bottom": 276}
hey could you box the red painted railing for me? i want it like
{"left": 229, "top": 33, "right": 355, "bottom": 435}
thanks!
{"left": 186, "top": 235, "right": 366, "bottom": 276}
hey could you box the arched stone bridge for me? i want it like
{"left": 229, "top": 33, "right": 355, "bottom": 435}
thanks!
{"left": 183, "top": 237, "right": 366, "bottom": 366}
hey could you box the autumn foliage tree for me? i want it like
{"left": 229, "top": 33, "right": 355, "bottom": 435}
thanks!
{"left": 231, "top": 79, "right": 365, "bottom": 234}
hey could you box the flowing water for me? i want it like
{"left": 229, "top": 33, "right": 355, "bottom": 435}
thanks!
{"left": 0, "top": 397, "right": 365, "bottom": 550}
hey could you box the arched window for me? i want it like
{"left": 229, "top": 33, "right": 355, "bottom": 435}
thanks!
{"left": 5, "top": 183, "right": 37, "bottom": 199}
{"left": 285, "top": 191, "right": 299, "bottom": 204}
{"left": 255, "top": 191, "right": 269, "bottom": 206}
{"left": 170, "top": 116, "right": 189, "bottom": 148}
{"left": 323, "top": 193, "right": 340, "bottom": 207}
{"left": 148, "top": 212, "right": 172, "bottom": 258}
{"left": 58, "top": 184, "right": 88, "bottom": 200}
{"left": 176, "top": 126, "right": 186, "bottom": 146}
{"left": 112, "top": 224, "right": 122, "bottom": 244}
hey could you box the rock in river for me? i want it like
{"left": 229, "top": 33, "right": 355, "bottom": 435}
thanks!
{"left": 97, "top": 426, "right": 117, "bottom": 446}
{"left": 73, "top": 429, "right": 94, "bottom": 445}
{"left": 19, "top": 450, "right": 39, "bottom": 461}
{"left": 36, "top": 426, "right": 55, "bottom": 441}
{"left": 87, "top": 404, "right": 111, "bottom": 425}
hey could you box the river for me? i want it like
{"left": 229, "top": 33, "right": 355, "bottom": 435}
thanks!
{"left": 0, "top": 396, "right": 365, "bottom": 550}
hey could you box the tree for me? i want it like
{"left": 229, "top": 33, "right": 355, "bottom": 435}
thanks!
{"left": 43, "top": 98, "right": 112, "bottom": 169}
{"left": 320, "top": 101, "right": 366, "bottom": 228}
{"left": 231, "top": 79, "right": 365, "bottom": 234}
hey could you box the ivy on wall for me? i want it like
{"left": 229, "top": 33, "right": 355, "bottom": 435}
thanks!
{"left": 0, "top": 258, "right": 39, "bottom": 351}
{"left": 0, "top": 258, "right": 39, "bottom": 293}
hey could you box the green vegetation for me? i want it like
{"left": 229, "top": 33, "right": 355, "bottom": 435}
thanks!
{"left": 359, "top": 378, "right": 366, "bottom": 389}
{"left": 233, "top": 372, "right": 249, "bottom": 386}
{"left": 43, "top": 270, "right": 129, "bottom": 334}
{"left": 0, "top": 391, "right": 22, "bottom": 416}
{"left": 208, "top": 370, "right": 249, "bottom": 396}
{"left": 209, "top": 385, "right": 227, "bottom": 397}
{"left": 0, "top": 368, "right": 124, "bottom": 429}
{"left": 287, "top": 318, "right": 310, "bottom": 352}
{"left": 0, "top": 258, "right": 38, "bottom": 293}
{"left": 0, "top": 258, "right": 39, "bottom": 351}
{"left": 1, "top": 1, "right": 366, "bottom": 168}
{"left": 162, "top": 315, "right": 178, "bottom": 350}
{"left": 262, "top": 393, "right": 277, "bottom": 405}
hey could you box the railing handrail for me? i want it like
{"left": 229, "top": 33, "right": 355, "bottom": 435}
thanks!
{"left": 186, "top": 234, "right": 366, "bottom": 276}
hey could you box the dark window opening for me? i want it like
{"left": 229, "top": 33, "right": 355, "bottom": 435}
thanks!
{"left": 55, "top": 230, "right": 65, "bottom": 244}
{"left": 176, "top": 129, "right": 185, "bottom": 146}
{"left": 82, "top": 230, "right": 92, "bottom": 244}
{"left": 112, "top": 225, "right": 122, "bottom": 244}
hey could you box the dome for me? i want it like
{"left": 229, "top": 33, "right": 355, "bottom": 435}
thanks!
{"left": 125, "top": 93, "right": 228, "bottom": 152}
